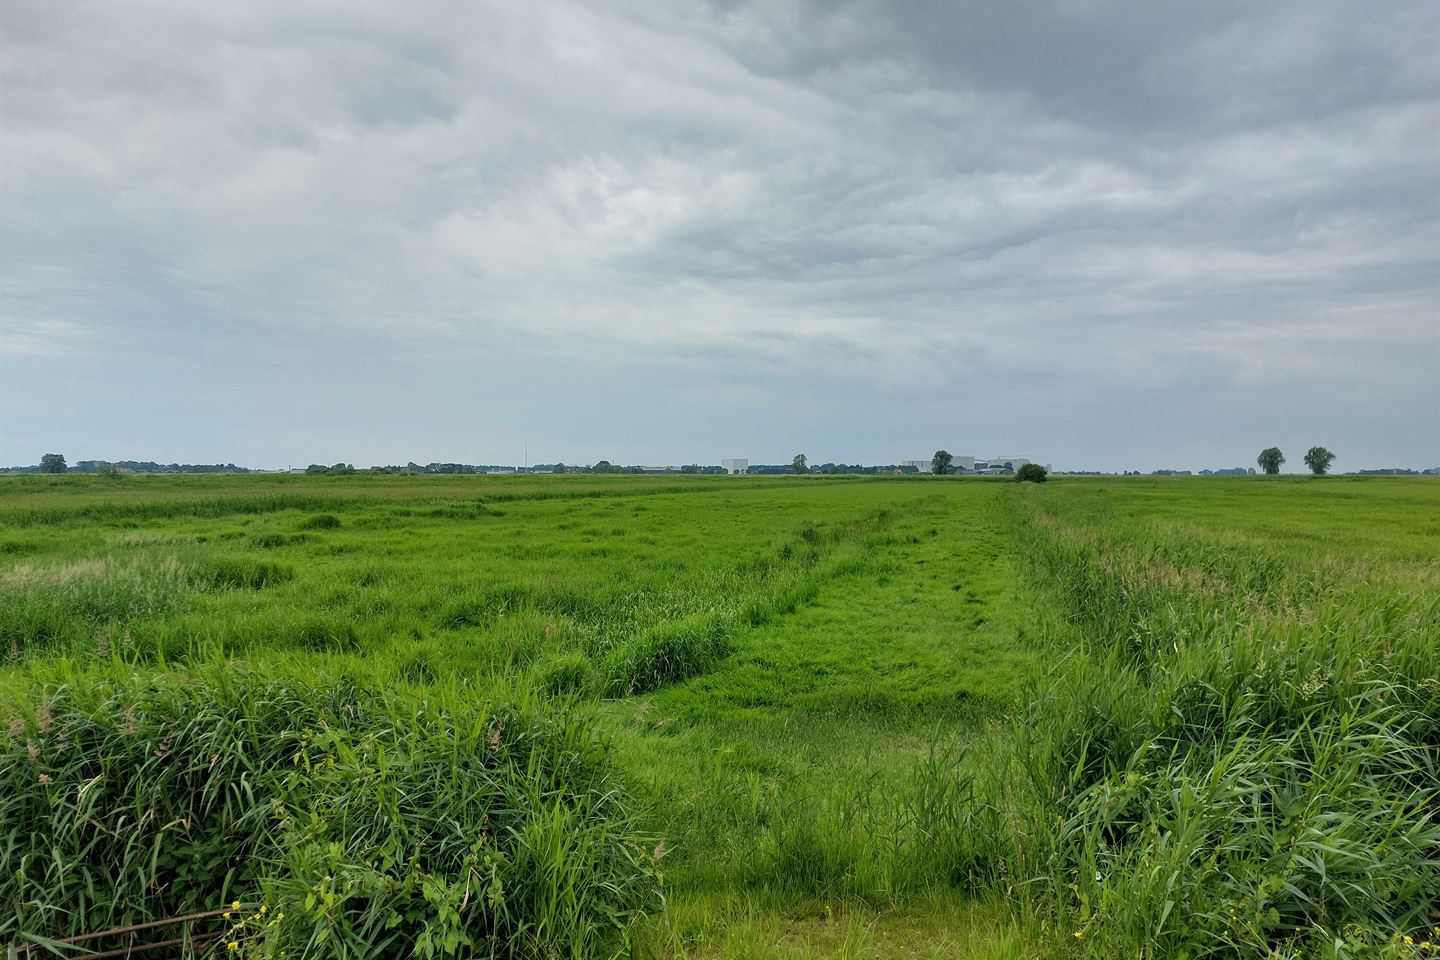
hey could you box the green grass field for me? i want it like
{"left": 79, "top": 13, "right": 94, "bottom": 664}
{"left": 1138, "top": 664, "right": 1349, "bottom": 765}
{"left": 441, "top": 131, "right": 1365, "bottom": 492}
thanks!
{"left": 3, "top": 474, "right": 1437, "bottom": 958}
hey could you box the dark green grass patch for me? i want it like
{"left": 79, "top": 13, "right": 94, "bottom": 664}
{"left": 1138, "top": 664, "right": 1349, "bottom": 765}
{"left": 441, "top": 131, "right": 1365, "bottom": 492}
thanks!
{"left": 296, "top": 512, "right": 343, "bottom": 530}
{"left": 193, "top": 556, "right": 295, "bottom": 590}
{"left": 250, "top": 531, "right": 308, "bottom": 549}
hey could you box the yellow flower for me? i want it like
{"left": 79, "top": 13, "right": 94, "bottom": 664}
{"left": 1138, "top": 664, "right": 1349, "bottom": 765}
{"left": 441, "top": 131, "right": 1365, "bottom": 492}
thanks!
{"left": 232, "top": 900, "right": 242, "bottom": 910}
{"left": 223, "top": 912, "right": 231, "bottom": 920}
{"left": 1074, "top": 930, "right": 1084, "bottom": 940}
{"left": 227, "top": 943, "right": 238, "bottom": 952}
{"left": 1405, "top": 937, "right": 1413, "bottom": 945}
{"left": 260, "top": 906, "right": 268, "bottom": 915}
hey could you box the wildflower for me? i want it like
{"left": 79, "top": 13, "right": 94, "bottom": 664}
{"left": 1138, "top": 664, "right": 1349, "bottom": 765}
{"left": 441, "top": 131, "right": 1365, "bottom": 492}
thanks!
{"left": 227, "top": 942, "right": 238, "bottom": 952}
{"left": 260, "top": 906, "right": 268, "bottom": 915}
{"left": 224, "top": 912, "right": 232, "bottom": 920}
{"left": 232, "top": 901, "right": 242, "bottom": 910}
{"left": 1405, "top": 937, "right": 1413, "bottom": 945}
{"left": 1074, "top": 930, "right": 1084, "bottom": 940}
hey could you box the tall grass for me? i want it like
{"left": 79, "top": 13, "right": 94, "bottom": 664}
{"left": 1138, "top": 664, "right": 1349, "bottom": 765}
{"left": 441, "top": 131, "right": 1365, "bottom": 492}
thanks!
{"left": 1, "top": 661, "right": 660, "bottom": 957}
{"left": 0, "top": 556, "right": 293, "bottom": 659}
{"left": 997, "top": 489, "right": 1440, "bottom": 956}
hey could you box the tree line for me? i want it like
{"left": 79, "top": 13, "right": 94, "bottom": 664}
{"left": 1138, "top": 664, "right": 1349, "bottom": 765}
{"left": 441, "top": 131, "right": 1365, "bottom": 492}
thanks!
{"left": 20, "top": 455, "right": 252, "bottom": 475}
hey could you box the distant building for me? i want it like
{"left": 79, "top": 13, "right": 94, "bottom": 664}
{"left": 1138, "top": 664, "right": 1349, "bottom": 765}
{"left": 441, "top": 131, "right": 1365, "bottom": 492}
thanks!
{"left": 952, "top": 456, "right": 976, "bottom": 472}
{"left": 901, "top": 460, "right": 932, "bottom": 473}
{"left": 721, "top": 458, "right": 749, "bottom": 475}
{"left": 991, "top": 456, "right": 1030, "bottom": 472}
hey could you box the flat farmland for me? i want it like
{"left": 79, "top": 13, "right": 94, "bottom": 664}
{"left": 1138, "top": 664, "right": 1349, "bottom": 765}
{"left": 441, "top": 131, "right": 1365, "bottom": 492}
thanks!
{"left": 3, "top": 475, "right": 1436, "bottom": 958}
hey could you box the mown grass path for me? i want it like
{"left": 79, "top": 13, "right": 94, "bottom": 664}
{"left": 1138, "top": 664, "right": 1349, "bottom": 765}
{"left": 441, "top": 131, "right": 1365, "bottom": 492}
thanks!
{"left": 606, "top": 485, "right": 1043, "bottom": 958}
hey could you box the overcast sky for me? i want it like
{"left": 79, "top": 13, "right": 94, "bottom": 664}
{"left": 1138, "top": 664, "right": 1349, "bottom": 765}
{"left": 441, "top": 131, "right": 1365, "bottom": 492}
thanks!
{"left": 2, "top": 0, "right": 1437, "bottom": 471}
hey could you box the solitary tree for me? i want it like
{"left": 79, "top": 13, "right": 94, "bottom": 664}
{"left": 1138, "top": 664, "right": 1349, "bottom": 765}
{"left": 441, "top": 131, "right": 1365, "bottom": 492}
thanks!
{"left": 792, "top": 453, "right": 808, "bottom": 475}
{"left": 1257, "top": 447, "right": 1285, "bottom": 475}
{"left": 39, "top": 453, "right": 67, "bottom": 474}
{"left": 1015, "top": 463, "right": 1048, "bottom": 483}
{"left": 1303, "top": 446, "right": 1336, "bottom": 476}
{"left": 931, "top": 450, "right": 953, "bottom": 475}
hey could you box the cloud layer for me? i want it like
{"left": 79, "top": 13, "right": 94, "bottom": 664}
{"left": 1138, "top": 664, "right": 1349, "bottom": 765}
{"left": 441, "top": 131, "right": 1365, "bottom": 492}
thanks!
{"left": 3, "top": 0, "right": 1437, "bottom": 469}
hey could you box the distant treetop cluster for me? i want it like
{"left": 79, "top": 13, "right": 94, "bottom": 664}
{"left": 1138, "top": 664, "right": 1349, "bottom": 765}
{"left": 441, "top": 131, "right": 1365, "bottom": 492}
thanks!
{"left": 1257, "top": 446, "right": 1338, "bottom": 476}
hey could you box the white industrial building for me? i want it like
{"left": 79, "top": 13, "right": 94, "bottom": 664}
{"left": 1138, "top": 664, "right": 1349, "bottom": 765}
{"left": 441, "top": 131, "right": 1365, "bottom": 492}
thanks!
{"left": 721, "top": 458, "right": 749, "bottom": 475}
{"left": 906, "top": 455, "right": 978, "bottom": 473}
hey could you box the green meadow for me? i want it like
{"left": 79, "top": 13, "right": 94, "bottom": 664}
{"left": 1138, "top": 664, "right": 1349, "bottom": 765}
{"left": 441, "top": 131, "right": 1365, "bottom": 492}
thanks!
{"left": 2, "top": 474, "right": 1437, "bottom": 958}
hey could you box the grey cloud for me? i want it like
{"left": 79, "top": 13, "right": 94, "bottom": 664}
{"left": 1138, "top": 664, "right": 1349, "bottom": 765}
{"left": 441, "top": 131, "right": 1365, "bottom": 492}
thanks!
{"left": 1, "top": 0, "right": 1436, "bottom": 469}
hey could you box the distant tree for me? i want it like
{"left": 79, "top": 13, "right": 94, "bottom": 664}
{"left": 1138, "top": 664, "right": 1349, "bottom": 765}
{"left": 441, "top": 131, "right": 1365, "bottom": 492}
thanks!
{"left": 1015, "top": 463, "right": 1048, "bottom": 483}
{"left": 792, "top": 453, "right": 808, "bottom": 475}
{"left": 305, "top": 464, "right": 327, "bottom": 475}
{"left": 592, "top": 460, "right": 613, "bottom": 474}
{"left": 1257, "top": 447, "right": 1285, "bottom": 475}
{"left": 552, "top": 462, "right": 566, "bottom": 474}
{"left": 39, "top": 453, "right": 67, "bottom": 474}
{"left": 931, "top": 450, "right": 953, "bottom": 475}
{"left": 1303, "top": 446, "right": 1336, "bottom": 476}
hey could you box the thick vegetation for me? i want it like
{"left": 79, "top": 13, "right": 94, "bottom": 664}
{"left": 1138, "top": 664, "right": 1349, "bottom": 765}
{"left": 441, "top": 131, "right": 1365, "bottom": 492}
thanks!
{"left": 3, "top": 663, "right": 659, "bottom": 957}
{"left": 1001, "top": 480, "right": 1439, "bottom": 956}
{"left": 1, "top": 473, "right": 1436, "bottom": 958}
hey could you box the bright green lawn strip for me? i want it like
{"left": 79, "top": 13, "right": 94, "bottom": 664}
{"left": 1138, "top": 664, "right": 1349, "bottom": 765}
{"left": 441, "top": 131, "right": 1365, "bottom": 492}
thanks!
{"left": 603, "top": 487, "right": 1046, "bottom": 954}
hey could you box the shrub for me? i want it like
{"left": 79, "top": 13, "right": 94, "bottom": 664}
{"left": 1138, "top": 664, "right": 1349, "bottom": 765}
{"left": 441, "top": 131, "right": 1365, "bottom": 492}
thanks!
{"left": 297, "top": 513, "right": 342, "bottom": 530}
{"left": 1015, "top": 463, "right": 1047, "bottom": 483}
